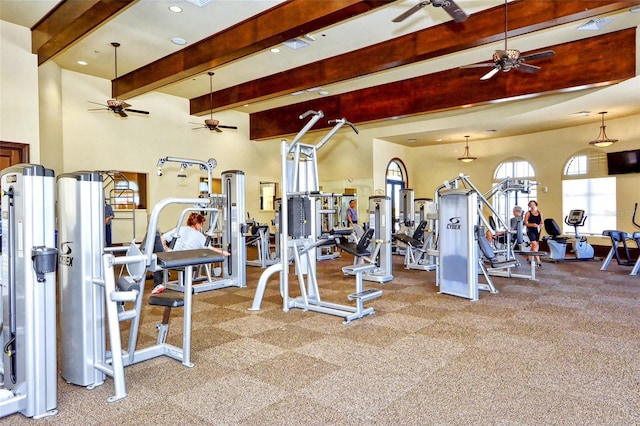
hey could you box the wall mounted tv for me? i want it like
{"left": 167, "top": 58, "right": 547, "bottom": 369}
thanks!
{"left": 607, "top": 149, "right": 640, "bottom": 175}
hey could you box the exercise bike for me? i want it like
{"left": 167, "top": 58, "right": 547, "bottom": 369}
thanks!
{"left": 543, "top": 209, "right": 595, "bottom": 261}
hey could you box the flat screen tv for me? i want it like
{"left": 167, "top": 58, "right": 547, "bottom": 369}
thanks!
{"left": 607, "top": 149, "right": 640, "bottom": 175}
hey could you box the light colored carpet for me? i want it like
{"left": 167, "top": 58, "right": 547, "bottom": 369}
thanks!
{"left": 4, "top": 252, "right": 640, "bottom": 425}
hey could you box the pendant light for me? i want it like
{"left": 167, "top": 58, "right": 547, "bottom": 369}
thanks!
{"left": 589, "top": 112, "right": 618, "bottom": 148}
{"left": 458, "top": 135, "right": 477, "bottom": 163}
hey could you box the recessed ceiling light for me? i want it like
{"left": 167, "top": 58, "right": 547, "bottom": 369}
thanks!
{"left": 291, "top": 90, "right": 305, "bottom": 96}
{"left": 270, "top": 48, "right": 280, "bottom": 53}
{"left": 171, "top": 37, "right": 187, "bottom": 45}
{"left": 483, "top": 129, "right": 498, "bottom": 133}
{"left": 283, "top": 38, "right": 310, "bottom": 50}
{"left": 243, "top": 104, "right": 249, "bottom": 107}
{"left": 572, "top": 111, "right": 591, "bottom": 116}
{"left": 185, "top": 0, "right": 213, "bottom": 7}
{"left": 77, "top": 60, "right": 88, "bottom": 66}
{"left": 318, "top": 91, "right": 329, "bottom": 96}
{"left": 168, "top": 5, "right": 183, "bottom": 13}
{"left": 577, "top": 18, "right": 614, "bottom": 31}
{"left": 407, "top": 138, "right": 417, "bottom": 143}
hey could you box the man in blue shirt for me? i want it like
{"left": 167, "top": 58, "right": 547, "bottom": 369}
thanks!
{"left": 104, "top": 201, "right": 114, "bottom": 247}
{"left": 346, "top": 199, "right": 358, "bottom": 226}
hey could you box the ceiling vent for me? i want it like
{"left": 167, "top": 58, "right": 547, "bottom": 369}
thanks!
{"left": 576, "top": 18, "right": 614, "bottom": 31}
{"left": 185, "top": 0, "right": 214, "bottom": 7}
{"left": 283, "top": 38, "right": 310, "bottom": 50}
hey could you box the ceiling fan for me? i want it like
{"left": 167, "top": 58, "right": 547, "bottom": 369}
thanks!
{"left": 190, "top": 72, "right": 238, "bottom": 133}
{"left": 88, "top": 42, "right": 149, "bottom": 117}
{"left": 460, "top": 0, "right": 554, "bottom": 80}
{"left": 393, "top": 0, "right": 468, "bottom": 23}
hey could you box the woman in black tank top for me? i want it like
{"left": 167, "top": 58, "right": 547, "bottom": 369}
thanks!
{"left": 524, "top": 200, "right": 543, "bottom": 266}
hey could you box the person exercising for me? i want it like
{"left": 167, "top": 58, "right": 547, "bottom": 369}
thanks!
{"left": 346, "top": 199, "right": 358, "bottom": 226}
{"left": 153, "top": 212, "right": 228, "bottom": 294}
{"left": 524, "top": 200, "right": 543, "bottom": 266}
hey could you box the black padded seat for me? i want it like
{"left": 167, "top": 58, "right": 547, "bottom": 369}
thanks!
{"left": 337, "top": 228, "right": 374, "bottom": 257}
{"left": 156, "top": 249, "right": 224, "bottom": 268}
{"left": 148, "top": 295, "right": 184, "bottom": 308}
{"left": 477, "top": 226, "right": 519, "bottom": 269}
{"left": 544, "top": 218, "right": 568, "bottom": 244}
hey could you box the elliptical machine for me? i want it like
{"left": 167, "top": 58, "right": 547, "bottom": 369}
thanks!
{"left": 543, "top": 209, "right": 594, "bottom": 261}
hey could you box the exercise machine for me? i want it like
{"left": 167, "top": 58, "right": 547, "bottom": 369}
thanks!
{"left": 394, "top": 189, "right": 415, "bottom": 255}
{"left": 245, "top": 217, "right": 278, "bottom": 268}
{"left": 362, "top": 195, "right": 393, "bottom": 283}
{"left": 0, "top": 164, "right": 58, "bottom": 419}
{"left": 163, "top": 169, "right": 247, "bottom": 293}
{"left": 600, "top": 230, "right": 636, "bottom": 271}
{"left": 543, "top": 210, "right": 594, "bottom": 261}
{"left": 437, "top": 184, "right": 496, "bottom": 301}
{"left": 58, "top": 169, "right": 225, "bottom": 402}
{"left": 250, "top": 110, "right": 382, "bottom": 323}
{"left": 629, "top": 203, "right": 640, "bottom": 275}
{"left": 316, "top": 194, "right": 342, "bottom": 260}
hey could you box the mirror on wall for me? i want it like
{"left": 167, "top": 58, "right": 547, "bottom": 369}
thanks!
{"left": 260, "top": 182, "right": 277, "bottom": 211}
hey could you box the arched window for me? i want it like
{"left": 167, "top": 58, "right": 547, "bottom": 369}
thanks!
{"left": 385, "top": 159, "right": 407, "bottom": 231}
{"left": 491, "top": 158, "right": 537, "bottom": 224}
{"left": 562, "top": 149, "right": 615, "bottom": 234}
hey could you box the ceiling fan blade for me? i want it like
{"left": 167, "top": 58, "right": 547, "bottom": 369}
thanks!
{"left": 88, "top": 101, "right": 107, "bottom": 107}
{"left": 192, "top": 126, "right": 206, "bottom": 130}
{"left": 124, "top": 108, "right": 150, "bottom": 115}
{"left": 516, "top": 63, "right": 541, "bottom": 74}
{"left": 460, "top": 62, "right": 496, "bottom": 69}
{"left": 87, "top": 108, "right": 108, "bottom": 111}
{"left": 438, "top": 0, "right": 468, "bottom": 23}
{"left": 117, "top": 110, "right": 128, "bottom": 118}
{"left": 392, "top": 1, "right": 430, "bottom": 23}
{"left": 120, "top": 101, "right": 132, "bottom": 109}
{"left": 213, "top": 127, "right": 223, "bottom": 133}
{"left": 520, "top": 50, "right": 555, "bottom": 62}
{"left": 217, "top": 125, "right": 238, "bottom": 130}
{"left": 480, "top": 67, "right": 500, "bottom": 81}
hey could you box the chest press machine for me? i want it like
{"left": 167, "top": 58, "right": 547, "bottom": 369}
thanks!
{"left": 57, "top": 171, "right": 226, "bottom": 403}
{"left": 250, "top": 110, "right": 383, "bottom": 323}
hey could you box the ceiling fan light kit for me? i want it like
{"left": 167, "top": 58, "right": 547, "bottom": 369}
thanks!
{"left": 88, "top": 42, "right": 149, "bottom": 117}
{"left": 460, "top": 0, "right": 555, "bottom": 80}
{"left": 458, "top": 136, "right": 477, "bottom": 163}
{"left": 190, "top": 72, "right": 238, "bottom": 133}
{"left": 588, "top": 112, "right": 618, "bottom": 148}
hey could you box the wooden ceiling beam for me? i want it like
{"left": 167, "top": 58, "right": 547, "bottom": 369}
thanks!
{"left": 193, "top": 0, "right": 640, "bottom": 114}
{"left": 249, "top": 28, "right": 636, "bottom": 140}
{"left": 32, "top": 0, "right": 135, "bottom": 66}
{"left": 112, "top": 0, "right": 393, "bottom": 99}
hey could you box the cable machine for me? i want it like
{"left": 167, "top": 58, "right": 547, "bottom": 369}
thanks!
{"left": 250, "top": 110, "right": 382, "bottom": 323}
{"left": 0, "top": 164, "right": 58, "bottom": 419}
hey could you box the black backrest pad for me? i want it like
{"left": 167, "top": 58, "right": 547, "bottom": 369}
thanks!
{"left": 357, "top": 228, "right": 374, "bottom": 253}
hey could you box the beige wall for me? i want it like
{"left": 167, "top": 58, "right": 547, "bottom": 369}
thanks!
{"left": 4, "top": 17, "right": 640, "bottom": 241}
{"left": 0, "top": 20, "right": 40, "bottom": 160}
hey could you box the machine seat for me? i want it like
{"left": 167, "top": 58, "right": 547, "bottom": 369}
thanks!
{"left": 148, "top": 295, "right": 184, "bottom": 308}
{"left": 543, "top": 218, "right": 568, "bottom": 243}
{"left": 156, "top": 249, "right": 225, "bottom": 268}
{"left": 393, "top": 220, "right": 428, "bottom": 248}
{"left": 337, "top": 228, "right": 374, "bottom": 257}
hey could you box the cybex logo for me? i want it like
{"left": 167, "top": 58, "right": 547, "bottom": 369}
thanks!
{"left": 59, "top": 241, "right": 74, "bottom": 267}
{"left": 446, "top": 217, "right": 462, "bottom": 230}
